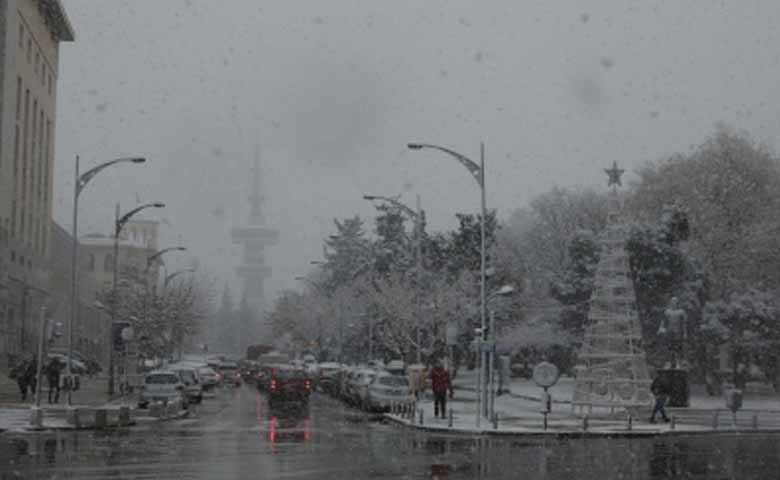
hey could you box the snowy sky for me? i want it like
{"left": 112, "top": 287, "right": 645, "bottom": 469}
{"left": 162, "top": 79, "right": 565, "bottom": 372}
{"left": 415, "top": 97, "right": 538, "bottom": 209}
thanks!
{"left": 53, "top": 0, "right": 780, "bottom": 303}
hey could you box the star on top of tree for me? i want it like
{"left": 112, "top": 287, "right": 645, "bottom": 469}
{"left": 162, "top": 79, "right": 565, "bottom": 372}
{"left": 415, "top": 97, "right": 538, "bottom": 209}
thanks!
{"left": 604, "top": 161, "right": 625, "bottom": 187}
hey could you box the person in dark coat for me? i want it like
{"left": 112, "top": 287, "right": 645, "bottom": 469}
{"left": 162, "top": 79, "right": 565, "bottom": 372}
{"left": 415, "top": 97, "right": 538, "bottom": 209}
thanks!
{"left": 430, "top": 361, "right": 452, "bottom": 419}
{"left": 46, "top": 357, "right": 62, "bottom": 404}
{"left": 650, "top": 374, "right": 670, "bottom": 423}
{"left": 10, "top": 359, "right": 30, "bottom": 401}
{"left": 24, "top": 358, "right": 38, "bottom": 400}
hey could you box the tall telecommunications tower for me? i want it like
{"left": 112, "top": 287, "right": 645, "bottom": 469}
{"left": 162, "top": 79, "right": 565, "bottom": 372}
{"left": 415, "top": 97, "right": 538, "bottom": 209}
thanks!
{"left": 230, "top": 148, "right": 279, "bottom": 341}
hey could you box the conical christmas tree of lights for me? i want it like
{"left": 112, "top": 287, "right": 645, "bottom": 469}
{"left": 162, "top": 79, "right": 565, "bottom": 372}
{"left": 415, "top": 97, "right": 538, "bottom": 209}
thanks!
{"left": 571, "top": 162, "right": 653, "bottom": 413}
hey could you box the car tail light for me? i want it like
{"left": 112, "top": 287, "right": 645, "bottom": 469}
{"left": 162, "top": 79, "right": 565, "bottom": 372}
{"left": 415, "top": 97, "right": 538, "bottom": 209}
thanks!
{"left": 305, "top": 380, "right": 311, "bottom": 391}
{"left": 270, "top": 379, "right": 277, "bottom": 392}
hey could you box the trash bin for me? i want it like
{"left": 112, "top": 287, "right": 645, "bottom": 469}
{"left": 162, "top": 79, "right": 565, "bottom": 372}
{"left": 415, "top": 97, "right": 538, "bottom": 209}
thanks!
{"left": 658, "top": 369, "right": 689, "bottom": 407}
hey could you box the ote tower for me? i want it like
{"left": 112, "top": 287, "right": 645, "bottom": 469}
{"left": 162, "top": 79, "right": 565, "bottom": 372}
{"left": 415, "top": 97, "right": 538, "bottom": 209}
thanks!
{"left": 230, "top": 150, "right": 279, "bottom": 343}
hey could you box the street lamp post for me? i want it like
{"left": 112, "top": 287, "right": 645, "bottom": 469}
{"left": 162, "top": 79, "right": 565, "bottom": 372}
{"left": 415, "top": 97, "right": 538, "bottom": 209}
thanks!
{"left": 408, "top": 142, "right": 487, "bottom": 425}
{"left": 68, "top": 155, "right": 145, "bottom": 405}
{"left": 109, "top": 201, "right": 165, "bottom": 396}
{"left": 486, "top": 284, "right": 515, "bottom": 422}
{"left": 142, "top": 247, "right": 186, "bottom": 370}
{"left": 363, "top": 194, "right": 425, "bottom": 364}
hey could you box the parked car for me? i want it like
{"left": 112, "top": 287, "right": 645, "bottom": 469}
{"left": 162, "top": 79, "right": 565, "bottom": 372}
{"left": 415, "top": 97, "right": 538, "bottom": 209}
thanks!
{"left": 216, "top": 361, "right": 242, "bottom": 387}
{"left": 49, "top": 349, "right": 101, "bottom": 376}
{"left": 168, "top": 365, "right": 203, "bottom": 404}
{"left": 196, "top": 366, "right": 219, "bottom": 391}
{"left": 267, "top": 365, "right": 312, "bottom": 405}
{"left": 46, "top": 353, "right": 87, "bottom": 375}
{"left": 365, "top": 372, "right": 412, "bottom": 412}
{"left": 302, "top": 354, "right": 319, "bottom": 376}
{"left": 138, "top": 370, "right": 187, "bottom": 409}
{"left": 345, "top": 368, "right": 377, "bottom": 407}
{"left": 317, "top": 362, "right": 342, "bottom": 396}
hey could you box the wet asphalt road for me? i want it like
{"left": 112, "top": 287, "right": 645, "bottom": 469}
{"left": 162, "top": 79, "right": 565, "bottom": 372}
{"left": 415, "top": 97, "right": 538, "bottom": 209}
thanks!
{"left": 3, "top": 385, "right": 780, "bottom": 479}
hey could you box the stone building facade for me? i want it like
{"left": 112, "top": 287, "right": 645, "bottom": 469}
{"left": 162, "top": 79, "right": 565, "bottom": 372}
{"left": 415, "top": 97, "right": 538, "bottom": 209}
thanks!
{"left": 0, "top": 0, "right": 73, "bottom": 368}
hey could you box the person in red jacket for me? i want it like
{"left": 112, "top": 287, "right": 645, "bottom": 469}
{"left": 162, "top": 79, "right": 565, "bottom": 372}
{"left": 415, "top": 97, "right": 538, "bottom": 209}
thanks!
{"left": 430, "top": 361, "right": 451, "bottom": 419}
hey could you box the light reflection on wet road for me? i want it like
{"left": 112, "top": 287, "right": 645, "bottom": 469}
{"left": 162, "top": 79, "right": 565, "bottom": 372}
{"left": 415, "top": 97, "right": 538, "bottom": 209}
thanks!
{"left": 3, "top": 386, "right": 780, "bottom": 479}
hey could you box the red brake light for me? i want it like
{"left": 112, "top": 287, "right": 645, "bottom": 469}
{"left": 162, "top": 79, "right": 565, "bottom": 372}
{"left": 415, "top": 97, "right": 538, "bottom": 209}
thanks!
{"left": 271, "top": 379, "right": 277, "bottom": 391}
{"left": 305, "top": 380, "right": 311, "bottom": 390}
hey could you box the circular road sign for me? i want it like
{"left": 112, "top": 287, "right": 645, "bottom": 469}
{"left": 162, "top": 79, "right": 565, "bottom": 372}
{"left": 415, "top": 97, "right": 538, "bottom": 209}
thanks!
{"left": 532, "top": 362, "right": 560, "bottom": 388}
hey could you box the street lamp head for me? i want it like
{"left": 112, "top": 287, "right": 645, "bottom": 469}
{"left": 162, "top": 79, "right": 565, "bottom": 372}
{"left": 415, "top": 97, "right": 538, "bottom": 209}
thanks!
{"left": 128, "top": 157, "right": 146, "bottom": 163}
{"left": 407, "top": 143, "right": 424, "bottom": 150}
{"left": 363, "top": 195, "right": 378, "bottom": 201}
{"left": 152, "top": 202, "right": 165, "bottom": 208}
{"left": 175, "top": 247, "right": 187, "bottom": 252}
{"left": 496, "top": 284, "right": 516, "bottom": 296}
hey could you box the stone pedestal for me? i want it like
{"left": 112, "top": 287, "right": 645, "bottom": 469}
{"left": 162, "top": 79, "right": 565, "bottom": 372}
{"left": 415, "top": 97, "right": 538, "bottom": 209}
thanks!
{"left": 29, "top": 407, "right": 43, "bottom": 428}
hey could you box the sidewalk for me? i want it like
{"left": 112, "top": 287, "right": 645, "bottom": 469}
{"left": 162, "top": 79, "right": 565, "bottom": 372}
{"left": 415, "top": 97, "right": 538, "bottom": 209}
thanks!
{"left": 453, "top": 370, "right": 780, "bottom": 411}
{"left": 384, "top": 369, "right": 780, "bottom": 437}
{"left": 0, "top": 373, "right": 142, "bottom": 432}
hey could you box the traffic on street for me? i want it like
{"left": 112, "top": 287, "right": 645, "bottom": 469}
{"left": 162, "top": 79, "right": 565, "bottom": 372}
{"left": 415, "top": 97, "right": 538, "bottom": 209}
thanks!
{"left": 4, "top": 1, "right": 780, "bottom": 478}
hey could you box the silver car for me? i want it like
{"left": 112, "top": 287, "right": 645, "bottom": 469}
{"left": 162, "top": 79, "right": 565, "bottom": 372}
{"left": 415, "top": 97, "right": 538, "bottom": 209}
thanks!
{"left": 366, "top": 372, "right": 412, "bottom": 412}
{"left": 139, "top": 370, "right": 186, "bottom": 409}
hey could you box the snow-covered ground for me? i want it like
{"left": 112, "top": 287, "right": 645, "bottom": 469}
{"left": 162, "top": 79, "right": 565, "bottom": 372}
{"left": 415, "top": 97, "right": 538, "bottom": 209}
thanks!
{"left": 385, "top": 369, "right": 780, "bottom": 436}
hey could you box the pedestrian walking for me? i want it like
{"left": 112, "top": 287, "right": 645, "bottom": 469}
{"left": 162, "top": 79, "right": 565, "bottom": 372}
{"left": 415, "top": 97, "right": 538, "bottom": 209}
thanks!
{"left": 430, "top": 361, "right": 452, "bottom": 419}
{"left": 649, "top": 373, "right": 670, "bottom": 423}
{"left": 46, "top": 357, "right": 63, "bottom": 404}
{"left": 25, "top": 358, "right": 38, "bottom": 400}
{"left": 10, "top": 358, "right": 30, "bottom": 401}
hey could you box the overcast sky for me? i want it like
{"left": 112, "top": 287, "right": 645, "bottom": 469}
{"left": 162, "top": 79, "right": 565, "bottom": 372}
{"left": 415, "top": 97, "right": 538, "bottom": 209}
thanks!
{"left": 53, "top": 0, "right": 780, "bottom": 305}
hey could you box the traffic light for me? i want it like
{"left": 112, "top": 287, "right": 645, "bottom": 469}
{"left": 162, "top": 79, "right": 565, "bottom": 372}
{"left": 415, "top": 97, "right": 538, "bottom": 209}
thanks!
{"left": 112, "top": 321, "right": 131, "bottom": 352}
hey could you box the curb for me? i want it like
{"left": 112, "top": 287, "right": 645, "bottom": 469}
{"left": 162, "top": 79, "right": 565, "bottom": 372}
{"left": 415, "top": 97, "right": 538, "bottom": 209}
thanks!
{"left": 382, "top": 413, "right": 780, "bottom": 439}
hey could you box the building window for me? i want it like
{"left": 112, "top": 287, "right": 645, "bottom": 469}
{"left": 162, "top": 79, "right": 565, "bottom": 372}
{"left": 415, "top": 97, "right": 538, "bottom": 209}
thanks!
{"left": 104, "top": 253, "right": 114, "bottom": 272}
{"left": 10, "top": 201, "right": 16, "bottom": 238}
{"left": 41, "top": 64, "right": 46, "bottom": 85}
{"left": 15, "top": 77, "right": 21, "bottom": 120}
{"left": 38, "top": 110, "right": 43, "bottom": 199}
{"left": 18, "top": 24, "right": 23, "bottom": 47}
{"left": 31, "top": 100, "right": 36, "bottom": 202}
{"left": 34, "top": 51, "right": 39, "bottom": 75}
{"left": 27, "top": 39, "right": 31, "bottom": 62}
{"left": 22, "top": 89, "right": 28, "bottom": 202}
{"left": 87, "top": 253, "right": 96, "bottom": 272}
{"left": 48, "top": 75, "right": 52, "bottom": 96}
{"left": 13, "top": 125, "right": 19, "bottom": 175}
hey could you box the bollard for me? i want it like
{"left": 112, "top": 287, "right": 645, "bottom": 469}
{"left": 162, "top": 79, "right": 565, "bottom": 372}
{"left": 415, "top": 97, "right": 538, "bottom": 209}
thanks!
{"left": 419, "top": 408, "right": 424, "bottom": 426}
{"left": 94, "top": 409, "right": 108, "bottom": 430}
{"left": 30, "top": 407, "right": 44, "bottom": 428}
{"left": 712, "top": 411, "right": 719, "bottom": 430}
{"left": 448, "top": 409, "right": 454, "bottom": 428}
{"left": 543, "top": 412, "right": 548, "bottom": 431}
{"left": 67, "top": 408, "right": 80, "bottom": 429}
{"left": 582, "top": 415, "right": 589, "bottom": 432}
{"left": 752, "top": 413, "right": 758, "bottom": 430}
{"left": 119, "top": 406, "right": 131, "bottom": 427}
{"left": 627, "top": 415, "right": 633, "bottom": 431}
{"left": 492, "top": 413, "right": 498, "bottom": 430}
{"left": 670, "top": 415, "right": 676, "bottom": 430}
